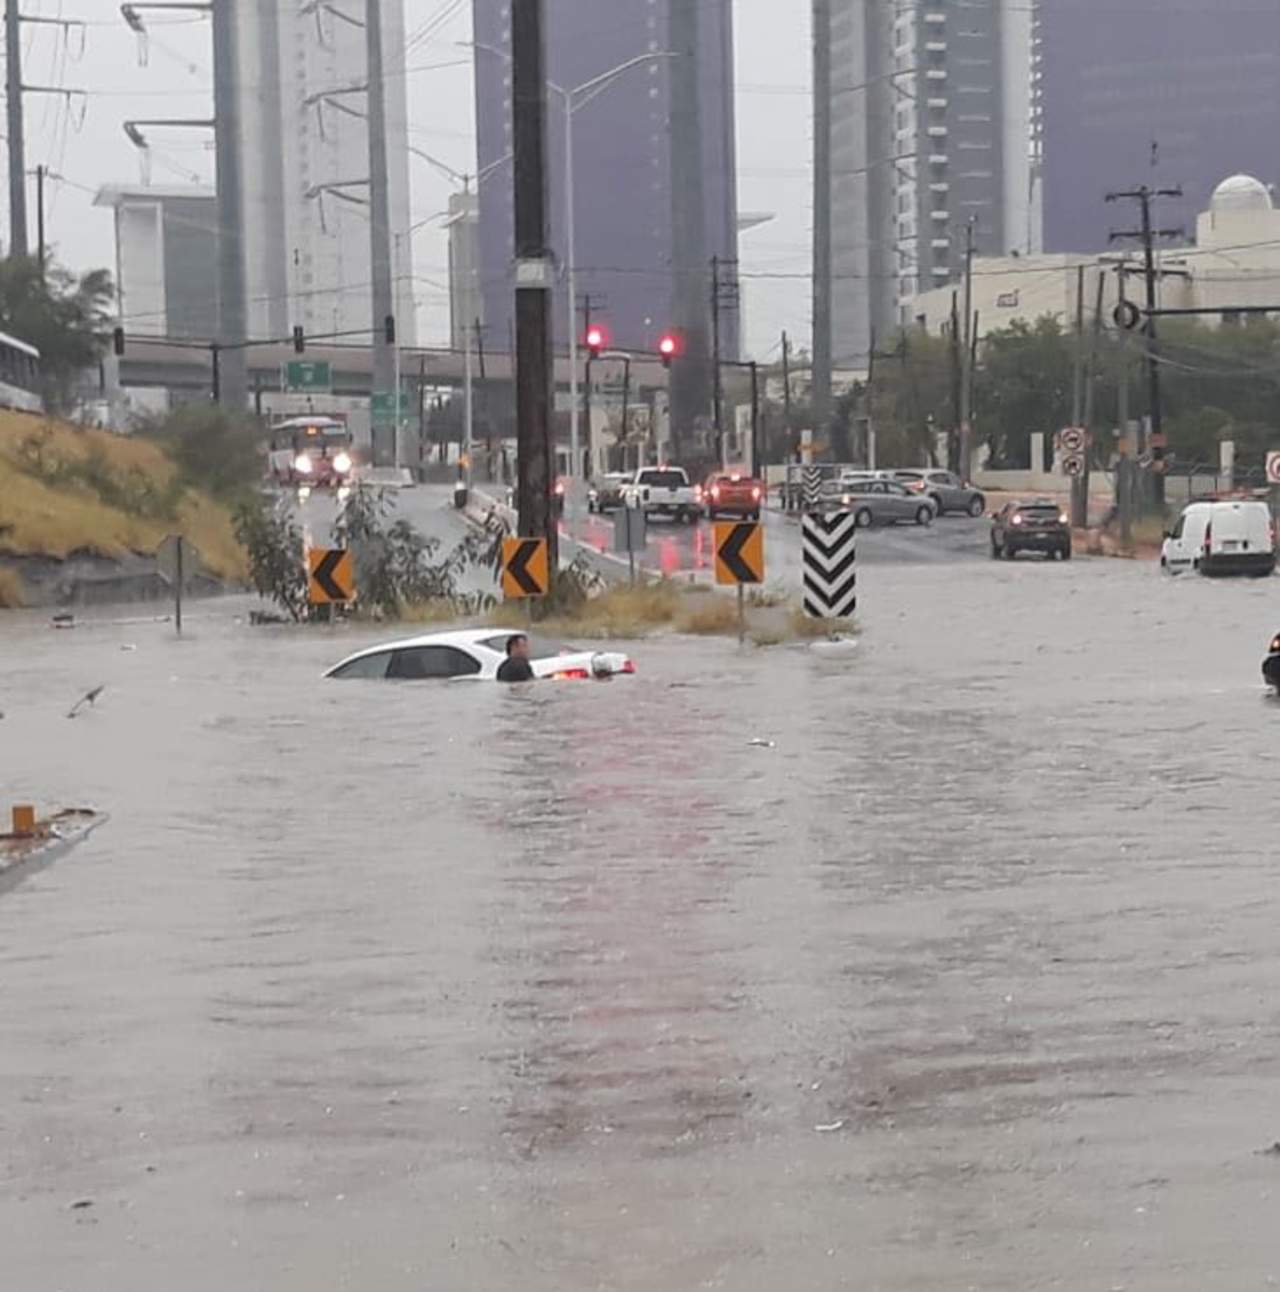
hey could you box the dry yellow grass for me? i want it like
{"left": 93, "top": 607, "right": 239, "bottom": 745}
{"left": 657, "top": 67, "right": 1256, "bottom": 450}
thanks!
{"left": 677, "top": 595, "right": 741, "bottom": 635}
{"left": 488, "top": 580, "right": 683, "bottom": 638}
{"left": 0, "top": 411, "right": 245, "bottom": 580}
{"left": 0, "top": 565, "right": 23, "bottom": 607}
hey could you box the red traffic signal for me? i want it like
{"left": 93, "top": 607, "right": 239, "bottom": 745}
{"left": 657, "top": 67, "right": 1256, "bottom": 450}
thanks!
{"left": 658, "top": 332, "right": 679, "bottom": 369}
{"left": 584, "top": 325, "right": 605, "bottom": 359}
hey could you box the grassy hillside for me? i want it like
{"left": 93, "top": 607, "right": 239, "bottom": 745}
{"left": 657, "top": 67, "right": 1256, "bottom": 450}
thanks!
{"left": 0, "top": 410, "right": 246, "bottom": 605}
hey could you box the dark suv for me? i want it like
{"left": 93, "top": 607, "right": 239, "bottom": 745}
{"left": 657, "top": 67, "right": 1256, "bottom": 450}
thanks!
{"left": 991, "top": 499, "right": 1072, "bottom": 561}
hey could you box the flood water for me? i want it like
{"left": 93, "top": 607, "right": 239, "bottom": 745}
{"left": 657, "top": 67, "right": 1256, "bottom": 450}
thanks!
{"left": 3, "top": 556, "right": 1280, "bottom": 1290}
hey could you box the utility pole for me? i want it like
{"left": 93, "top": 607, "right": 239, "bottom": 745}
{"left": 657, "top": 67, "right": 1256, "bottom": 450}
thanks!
{"left": 811, "top": 0, "right": 832, "bottom": 430}
{"left": 1070, "top": 263, "right": 1085, "bottom": 527}
{"left": 780, "top": 330, "right": 793, "bottom": 453}
{"left": 668, "top": 0, "right": 711, "bottom": 461}
{"left": 1107, "top": 183, "right": 1183, "bottom": 506}
{"left": 209, "top": 0, "right": 247, "bottom": 410}
{"left": 749, "top": 359, "right": 760, "bottom": 476}
{"left": 958, "top": 219, "right": 976, "bottom": 480}
{"left": 581, "top": 293, "right": 593, "bottom": 471}
{"left": 5, "top": 0, "right": 26, "bottom": 258}
{"left": 711, "top": 255, "right": 723, "bottom": 465}
{"left": 34, "top": 163, "right": 43, "bottom": 279}
{"left": 463, "top": 298, "right": 474, "bottom": 491}
{"left": 366, "top": 0, "right": 396, "bottom": 465}
{"left": 511, "top": 0, "right": 556, "bottom": 566}
{"left": 1081, "top": 267, "right": 1106, "bottom": 526}
{"left": 948, "top": 290, "right": 962, "bottom": 475}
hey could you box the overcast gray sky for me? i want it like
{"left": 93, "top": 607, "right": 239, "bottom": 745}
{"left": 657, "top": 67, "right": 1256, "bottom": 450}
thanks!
{"left": 33, "top": 1, "right": 809, "bottom": 359}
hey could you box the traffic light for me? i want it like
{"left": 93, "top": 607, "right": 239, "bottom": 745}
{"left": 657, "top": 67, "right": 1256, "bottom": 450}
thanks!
{"left": 292, "top": 325, "right": 305, "bottom": 353}
{"left": 112, "top": 326, "right": 125, "bottom": 357}
{"left": 585, "top": 325, "right": 605, "bottom": 360}
{"left": 384, "top": 314, "right": 396, "bottom": 345}
{"left": 658, "top": 332, "right": 679, "bottom": 369}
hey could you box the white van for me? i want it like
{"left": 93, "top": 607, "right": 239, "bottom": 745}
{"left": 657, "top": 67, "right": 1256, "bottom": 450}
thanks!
{"left": 1161, "top": 500, "right": 1275, "bottom": 577}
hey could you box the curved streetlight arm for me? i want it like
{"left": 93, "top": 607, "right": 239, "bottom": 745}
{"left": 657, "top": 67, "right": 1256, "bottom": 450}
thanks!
{"left": 568, "top": 52, "right": 677, "bottom": 114}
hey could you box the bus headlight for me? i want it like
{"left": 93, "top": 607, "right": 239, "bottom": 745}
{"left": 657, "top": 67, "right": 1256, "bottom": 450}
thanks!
{"left": 333, "top": 452, "right": 352, "bottom": 474}
{"left": 293, "top": 454, "right": 313, "bottom": 474}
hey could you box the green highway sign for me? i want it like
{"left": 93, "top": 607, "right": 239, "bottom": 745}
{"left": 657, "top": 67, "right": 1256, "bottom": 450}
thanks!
{"left": 282, "top": 360, "right": 332, "bottom": 392}
{"left": 371, "top": 390, "right": 410, "bottom": 425}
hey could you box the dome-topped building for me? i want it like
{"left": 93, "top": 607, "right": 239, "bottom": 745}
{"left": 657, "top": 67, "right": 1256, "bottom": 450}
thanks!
{"left": 1209, "top": 174, "right": 1274, "bottom": 214}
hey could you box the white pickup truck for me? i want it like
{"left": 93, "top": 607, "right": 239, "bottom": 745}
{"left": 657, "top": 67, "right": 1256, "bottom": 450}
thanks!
{"left": 622, "top": 466, "right": 703, "bottom": 524}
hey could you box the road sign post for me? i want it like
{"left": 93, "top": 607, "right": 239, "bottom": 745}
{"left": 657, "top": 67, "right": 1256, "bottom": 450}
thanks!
{"left": 156, "top": 533, "right": 185, "bottom": 636}
{"left": 613, "top": 506, "right": 646, "bottom": 585}
{"left": 802, "top": 511, "right": 857, "bottom": 620}
{"left": 714, "top": 520, "right": 764, "bottom": 645}
{"left": 308, "top": 548, "right": 355, "bottom": 606}
{"left": 501, "top": 536, "right": 550, "bottom": 601}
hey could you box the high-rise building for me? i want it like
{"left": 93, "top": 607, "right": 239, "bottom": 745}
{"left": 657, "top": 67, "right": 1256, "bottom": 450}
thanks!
{"left": 1038, "top": 0, "right": 1280, "bottom": 254}
{"left": 231, "top": 1, "right": 415, "bottom": 344}
{"left": 470, "top": 0, "right": 738, "bottom": 363}
{"left": 824, "top": 0, "right": 1033, "bottom": 371}
{"left": 94, "top": 185, "right": 219, "bottom": 342}
{"left": 446, "top": 191, "right": 482, "bottom": 354}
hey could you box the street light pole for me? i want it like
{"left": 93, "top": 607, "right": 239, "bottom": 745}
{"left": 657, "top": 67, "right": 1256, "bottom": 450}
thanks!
{"left": 468, "top": 41, "right": 673, "bottom": 518}
{"left": 558, "top": 82, "right": 582, "bottom": 523}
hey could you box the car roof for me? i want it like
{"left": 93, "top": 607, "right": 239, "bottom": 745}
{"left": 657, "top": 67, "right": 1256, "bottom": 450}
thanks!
{"left": 336, "top": 628, "right": 511, "bottom": 665}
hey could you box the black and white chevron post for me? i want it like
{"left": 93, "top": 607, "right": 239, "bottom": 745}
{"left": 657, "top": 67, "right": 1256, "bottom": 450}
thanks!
{"left": 802, "top": 465, "right": 823, "bottom": 511}
{"left": 802, "top": 510, "right": 858, "bottom": 620}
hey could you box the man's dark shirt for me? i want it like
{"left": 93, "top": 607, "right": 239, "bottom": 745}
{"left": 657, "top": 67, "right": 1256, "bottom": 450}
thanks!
{"left": 496, "top": 656, "right": 535, "bottom": 683}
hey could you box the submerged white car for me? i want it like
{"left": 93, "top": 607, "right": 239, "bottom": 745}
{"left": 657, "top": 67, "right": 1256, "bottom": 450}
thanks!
{"left": 325, "top": 628, "right": 636, "bottom": 681}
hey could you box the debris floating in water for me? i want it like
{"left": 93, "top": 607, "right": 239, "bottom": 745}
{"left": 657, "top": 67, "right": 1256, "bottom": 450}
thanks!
{"left": 67, "top": 685, "right": 105, "bottom": 719}
{"left": 748, "top": 738, "right": 775, "bottom": 749}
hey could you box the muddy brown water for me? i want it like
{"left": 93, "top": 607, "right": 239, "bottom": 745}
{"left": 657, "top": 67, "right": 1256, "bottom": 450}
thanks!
{"left": 2, "top": 557, "right": 1280, "bottom": 1290}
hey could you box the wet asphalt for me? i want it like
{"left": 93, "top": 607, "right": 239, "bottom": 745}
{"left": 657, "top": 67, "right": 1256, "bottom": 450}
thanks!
{"left": 3, "top": 533, "right": 1280, "bottom": 1290}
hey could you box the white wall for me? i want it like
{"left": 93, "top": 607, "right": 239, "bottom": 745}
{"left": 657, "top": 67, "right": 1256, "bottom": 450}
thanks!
{"left": 116, "top": 202, "right": 166, "bottom": 337}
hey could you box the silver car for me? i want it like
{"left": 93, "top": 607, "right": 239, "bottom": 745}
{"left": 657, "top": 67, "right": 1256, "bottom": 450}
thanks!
{"left": 835, "top": 479, "right": 938, "bottom": 528}
{"left": 890, "top": 468, "right": 985, "bottom": 518}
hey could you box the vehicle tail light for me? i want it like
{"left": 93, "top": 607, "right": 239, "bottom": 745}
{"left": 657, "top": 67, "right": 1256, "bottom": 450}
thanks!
{"left": 555, "top": 480, "right": 565, "bottom": 496}
{"left": 694, "top": 485, "right": 704, "bottom": 501}
{"left": 710, "top": 485, "right": 720, "bottom": 499}
{"left": 552, "top": 667, "right": 590, "bottom": 680}
{"left": 751, "top": 487, "right": 761, "bottom": 501}
{"left": 620, "top": 659, "right": 636, "bottom": 674}
{"left": 1058, "top": 511, "right": 1069, "bottom": 525}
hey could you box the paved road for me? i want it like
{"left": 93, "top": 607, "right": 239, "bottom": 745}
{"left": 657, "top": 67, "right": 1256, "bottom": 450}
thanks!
{"left": 4, "top": 556, "right": 1280, "bottom": 1289}
{"left": 571, "top": 504, "right": 991, "bottom": 584}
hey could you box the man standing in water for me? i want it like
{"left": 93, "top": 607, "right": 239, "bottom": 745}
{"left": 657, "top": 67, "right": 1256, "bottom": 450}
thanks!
{"left": 496, "top": 633, "right": 535, "bottom": 683}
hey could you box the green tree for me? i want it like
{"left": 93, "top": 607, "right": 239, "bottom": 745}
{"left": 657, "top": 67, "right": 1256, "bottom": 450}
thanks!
{"left": 136, "top": 403, "right": 265, "bottom": 502}
{"left": 0, "top": 255, "right": 114, "bottom": 412}
{"left": 973, "top": 317, "right": 1074, "bottom": 468}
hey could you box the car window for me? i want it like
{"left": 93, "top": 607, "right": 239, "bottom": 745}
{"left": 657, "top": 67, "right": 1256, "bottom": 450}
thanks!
{"left": 885, "top": 482, "right": 910, "bottom": 496}
{"left": 1018, "top": 505, "right": 1062, "bottom": 520}
{"left": 479, "top": 633, "right": 573, "bottom": 659}
{"left": 895, "top": 471, "right": 923, "bottom": 482}
{"left": 929, "top": 472, "right": 956, "bottom": 485}
{"left": 637, "top": 469, "right": 686, "bottom": 488}
{"left": 1170, "top": 513, "right": 1186, "bottom": 540}
{"left": 386, "top": 646, "right": 481, "bottom": 679}
{"left": 331, "top": 651, "right": 392, "bottom": 679}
